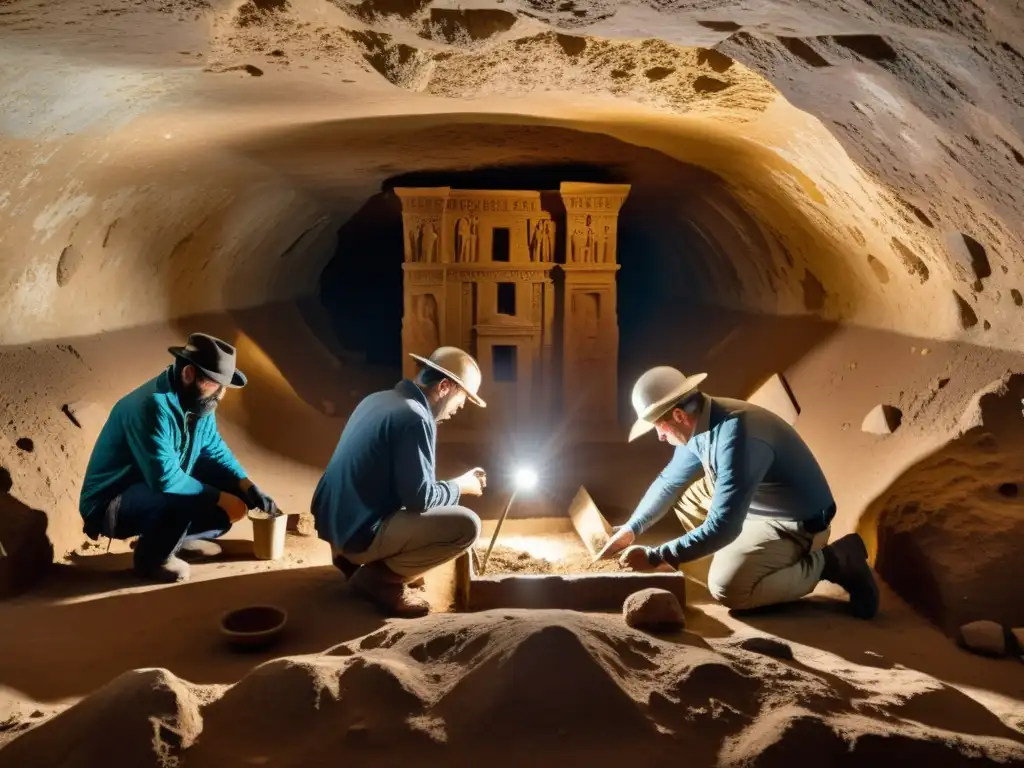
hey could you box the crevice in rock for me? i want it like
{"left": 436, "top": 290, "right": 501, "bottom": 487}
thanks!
{"left": 891, "top": 237, "right": 929, "bottom": 283}
{"left": 953, "top": 290, "right": 978, "bottom": 329}
{"left": 830, "top": 34, "right": 898, "bottom": 62}
{"left": 778, "top": 36, "right": 830, "bottom": 68}
{"left": 696, "top": 48, "right": 734, "bottom": 73}
{"left": 960, "top": 233, "right": 991, "bottom": 283}
{"left": 697, "top": 20, "right": 741, "bottom": 32}
{"left": 693, "top": 75, "right": 731, "bottom": 94}
{"left": 867, "top": 254, "right": 889, "bottom": 284}
{"left": 644, "top": 66, "right": 674, "bottom": 81}
{"left": 56, "top": 245, "right": 84, "bottom": 288}
{"left": 423, "top": 8, "right": 518, "bottom": 44}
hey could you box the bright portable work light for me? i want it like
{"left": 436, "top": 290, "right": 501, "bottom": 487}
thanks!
{"left": 513, "top": 467, "right": 538, "bottom": 491}
{"left": 478, "top": 466, "right": 540, "bottom": 575}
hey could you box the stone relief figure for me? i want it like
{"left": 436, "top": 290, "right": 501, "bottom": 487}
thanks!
{"left": 456, "top": 217, "right": 472, "bottom": 263}
{"left": 571, "top": 225, "right": 587, "bottom": 264}
{"left": 538, "top": 219, "right": 553, "bottom": 262}
{"left": 408, "top": 293, "right": 440, "bottom": 355}
{"left": 602, "top": 224, "right": 613, "bottom": 263}
{"left": 420, "top": 222, "right": 439, "bottom": 263}
{"left": 469, "top": 216, "right": 480, "bottom": 262}
{"left": 528, "top": 218, "right": 552, "bottom": 262}
{"left": 407, "top": 222, "right": 420, "bottom": 262}
{"left": 584, "top": 215, "right": 596, "bottom": 264}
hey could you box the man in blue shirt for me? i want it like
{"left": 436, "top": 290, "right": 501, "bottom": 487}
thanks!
{"left": 312, "top": 346, "right": 487, "bottom": 617}
{"left": 80, "top": 333, "right": 279, "bottom": 583}
{"left": 599, "top": 366, "right": 878, "bottom": 619}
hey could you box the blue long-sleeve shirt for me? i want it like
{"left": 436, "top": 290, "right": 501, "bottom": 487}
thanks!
{"left": 625, "top": 395, "right": 835, "bottom": 568}
{"left": 311, "top": 379, "right": 460, "bottom": 552}
{"left": 79, "top": 366, "right": 247, "bottom": 522}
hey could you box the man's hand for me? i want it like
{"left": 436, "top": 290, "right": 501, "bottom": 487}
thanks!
{"left": 595, "top": 525, "right": 634, "bottom": 560}
{"left": 217, "top": 492, "right": 248, "bottom": 524}
{"left": 454, "top": 467, "right": 486, "bottom": 496}
{"left": 619, "top": 545, "right": 675, "bottom": 573}
{"left": 239, "top": 478, "right": 281, "bottom": 517}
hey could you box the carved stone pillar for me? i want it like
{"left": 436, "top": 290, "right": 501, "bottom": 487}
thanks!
{"left": 559, "top": 183, "right": 630, "bottom": 439}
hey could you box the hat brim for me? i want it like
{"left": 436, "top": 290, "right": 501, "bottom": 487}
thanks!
{"left": 169, "top": 347, "right": 247, "bottom": 389}
{"left": 410, "top": 353, "right": 486, "bottom": 407}
{"left": 627, "top": 372, "right": 708, "bottom": 442}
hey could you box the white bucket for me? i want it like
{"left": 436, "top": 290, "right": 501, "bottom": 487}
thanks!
{"left": 251, "top": 512, "right": 287, "bottom": 561}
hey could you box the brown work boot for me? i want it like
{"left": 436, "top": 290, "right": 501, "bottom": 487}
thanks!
{"left": 134, "top": 554, "right": 191, "bottom": 584}
{"left": 348, "top": 562, "right": 430, "bottom": 618}
{"left": 177, "top": 539, "right": 222, "bottom": 560}
{"left": 820, "top": 533, "right": 879, "bottom": 619}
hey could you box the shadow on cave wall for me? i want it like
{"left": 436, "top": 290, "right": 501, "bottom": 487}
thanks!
{"left": 0, "top": 466, "right": 54, "bottom": 599}
{"left": 861, "top": 373, "right": 1024, "bottom": 635}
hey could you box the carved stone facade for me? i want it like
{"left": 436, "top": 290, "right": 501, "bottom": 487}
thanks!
{"left": 395, "top": 183, "right": 630, "bottom": 441}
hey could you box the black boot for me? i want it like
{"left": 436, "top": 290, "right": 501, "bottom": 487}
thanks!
{"left": 821, "top": 533, "right": 879, "bottom": 619}
{"left": 132, "top": 508, "right": 193, "bottom": 584}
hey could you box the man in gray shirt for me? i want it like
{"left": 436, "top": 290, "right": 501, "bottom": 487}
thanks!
{"left": 599, "top": 366, "right": 878, "bottom": 619}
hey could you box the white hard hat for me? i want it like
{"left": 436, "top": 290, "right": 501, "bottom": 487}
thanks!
{"left": 628, "top": 366, "right": 708, "bottom": 442}
{"left": 410, "top": 346, "right": 487, "bottom": 407}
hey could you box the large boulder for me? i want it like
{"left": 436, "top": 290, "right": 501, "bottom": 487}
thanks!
{"left": 622, "top": 588, "right": 685, "bottom": 632}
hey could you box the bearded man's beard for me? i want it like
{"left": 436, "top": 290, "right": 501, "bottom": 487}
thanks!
{"left": 180, "top": 380, "right": 224, "bottom": 416}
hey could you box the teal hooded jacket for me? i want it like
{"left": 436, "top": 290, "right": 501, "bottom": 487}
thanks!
{"left": 79, "top": 366, "right": 247, "bottom": 522}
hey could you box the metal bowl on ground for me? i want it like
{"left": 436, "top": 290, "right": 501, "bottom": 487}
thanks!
{"left": 219, "top": 604, "right": 288, "bottom": 651}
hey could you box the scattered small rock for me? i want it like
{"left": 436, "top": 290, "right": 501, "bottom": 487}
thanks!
{"left": 959, "top": 620, "right": 1006, "bottom": 657}
{"left": 861, "top": 404, "right": 902, "bottom": 435}
{"left": 737, "top": 636, "right": 794, "bottom": 660}
{"left": 623, "top": 588, "right": 685, "bottom": 632}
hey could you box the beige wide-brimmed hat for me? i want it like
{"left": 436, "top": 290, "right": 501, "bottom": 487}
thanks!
{"left": 628, "top": 365, "right": 708, "bottom": 442}
{"left": 410, "top": 346, "right": 487, "bottom": 407}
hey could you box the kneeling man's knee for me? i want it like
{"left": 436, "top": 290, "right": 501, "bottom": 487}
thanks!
{"left": 452, "top": 507, "right": 481, "bottom": 548}
{"left": 707, "top": 569, "right": 755, "bottom": 610}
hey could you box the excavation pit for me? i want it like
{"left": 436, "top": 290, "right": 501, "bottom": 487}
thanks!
{"left": 454, "top": 487, "right": 686, "bottom": 611}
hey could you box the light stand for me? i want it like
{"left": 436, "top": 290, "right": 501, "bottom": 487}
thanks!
{"left": 478, "top": 467, "right": 538, "bottom": 576}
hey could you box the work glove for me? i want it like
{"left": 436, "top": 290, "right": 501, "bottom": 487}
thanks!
{"left": 242, "top": 483, "right": 281, "bottom": 517}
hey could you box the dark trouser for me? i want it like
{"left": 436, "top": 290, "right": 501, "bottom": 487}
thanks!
{"left": 88, "top": 460, "right": 239, "bottom": 567}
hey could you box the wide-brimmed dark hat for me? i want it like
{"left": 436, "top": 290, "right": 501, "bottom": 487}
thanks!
{"left": 168, "top": 333, "right": 247, "bottom": 388}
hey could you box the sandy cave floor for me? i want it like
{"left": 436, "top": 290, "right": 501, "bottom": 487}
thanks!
{"left": 0, "top": 302, "right": 1022, "bottom": 764}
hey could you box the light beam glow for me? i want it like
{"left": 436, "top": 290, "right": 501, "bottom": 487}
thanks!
{"left": 514, "top": 466, "right": 538, "bottom": 491}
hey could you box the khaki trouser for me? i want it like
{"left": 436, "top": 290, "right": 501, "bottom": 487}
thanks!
{"left": 674, "top": 475, "right": 829, "bottom": 610}
{"left": 334, "top": 505, "right": 480, "bottom": 579}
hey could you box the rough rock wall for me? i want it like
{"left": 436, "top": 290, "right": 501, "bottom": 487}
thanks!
{"left": 0, "top": 0, "right": 1021, "bottom": 347}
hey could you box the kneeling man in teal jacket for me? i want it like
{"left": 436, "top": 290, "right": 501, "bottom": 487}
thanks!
{"left": 79, "top": 333, "right": 278, "bottom": 583}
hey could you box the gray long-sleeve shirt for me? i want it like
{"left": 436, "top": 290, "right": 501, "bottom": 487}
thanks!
{"left": 625, "top": 395, "right": 835, "bottom": 568}
{"left": 312, "top": 379, "right": 460, "bottom": 552}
